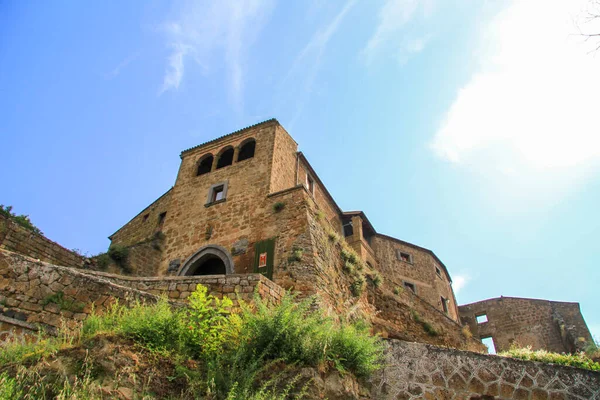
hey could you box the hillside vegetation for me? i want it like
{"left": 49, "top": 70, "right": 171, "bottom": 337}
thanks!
{"left": 0, "top": 285, "right": 383, "bottom": 399}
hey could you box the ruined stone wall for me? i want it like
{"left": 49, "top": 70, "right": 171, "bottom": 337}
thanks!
{"left": 0, "top": 214, "right": 85, "bottom": 269}
{"left": 370, "top": 339, "right": 600, "bottom": 399}
{"left": 109, "top": 188, "right": 172, "bottom": 248}
{"left": 459, "top": 297, "right": 594, "bottom": 354}
{"left": 0, "top": 250, "right": 284, "bottom": 335}
{"left": 371, "top": 235, "right": 458, "bottom": 322}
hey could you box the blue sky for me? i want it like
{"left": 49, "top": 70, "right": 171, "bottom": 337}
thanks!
{"left": 1, "top": 1, "right": 599, "bottom": 339}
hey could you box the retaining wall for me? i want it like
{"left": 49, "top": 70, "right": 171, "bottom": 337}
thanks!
{"left": 371, "top": 339, "right": 600, "bottom": 399}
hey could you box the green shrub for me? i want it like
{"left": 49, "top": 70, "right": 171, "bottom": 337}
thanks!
{"left": 327, "top": 229, "right": 339, "bottom": 243}
{"left": 0, "top": 205, "right": 42, "bottom": 235}
{"left": 273, "top": 202, "right": 285, "bottom": 212}
{"left": 0, "top": 372, "right": 22, "bottom": 399}
{"left": 108, "top": 245, "right": 128, "bottom": 263}
{"left": 95, "top": 253, "right": 111, "bottom": 269}
{"left": 422, "top": 321, "right": 438, "bottom": 337}
{"left": 350, "top": 276, "right": 366, "bottom": 297}
{"left": 315, "top": 210, "right": 325, "bottom": 220}
{"left": 368, "top": 272, "right": 383, "bottom": 288}
{"left": 500, "top": 346, "right": 600, "bottom": 371}
{"left": 287, "top": 248, "right": 303, "bottom": 263}
{"left": 340, "top": 248, "right": 359, "bottom": 265}
{"left": 393, "top": 286, "right": 403, "bottom": 296}
{"left": 342, "top": 261, "right": 355, "bottom": 274}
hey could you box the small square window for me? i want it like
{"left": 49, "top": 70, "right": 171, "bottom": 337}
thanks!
{"left": 476, "top": 314, "right": 488, "bottom": 324}
{"left": 404, "top": 282, "right": 416, "bottom": 294}
{"left": 397, "top": 250, "right": 412, "bottom": 263}
{"left": 205, "top": 181, "right": 228, "bottom": 207}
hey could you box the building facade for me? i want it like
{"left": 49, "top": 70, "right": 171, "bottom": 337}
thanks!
{"left": 109, "top": 119, "right": 461, "bottom": 322}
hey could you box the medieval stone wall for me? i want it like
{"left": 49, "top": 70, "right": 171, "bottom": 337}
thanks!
{"left": 0, "top": 214, "right": 85, "bottom": 269}
{"left": 109, "top": 188, "right": 172, "bottom": 248}
{"left": 370, "top": 339, "right": 600, "bottom": 399}
{"left": 0, "top": 250, "right": 284, "bottom": 335}
{"left": 371, "top": 235, "right": 458, "bottom": 322}
{"left": 459, "top": 297, "right": 594, "bottom": 354}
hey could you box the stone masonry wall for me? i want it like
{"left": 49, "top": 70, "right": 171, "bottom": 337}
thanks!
{"left": 459, "top": 297, "right": 594, "bottom": 354}
{"left": 109, "top": 188, "right": 172, "bottom": 248}
{"left": 0, "top": 214, "right": 85, "bottom": 269}
{"left": 371, "top": 234, "right": 459, "bottom": 322}
{"left": 370, "top": 339, "right": 600, "bottom": 399}
{"left": 0, "top": 249, "right": 284, "bottom": 335}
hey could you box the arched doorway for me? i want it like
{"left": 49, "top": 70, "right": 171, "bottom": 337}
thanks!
{"left": 177, "top": 245, "right": 234, "bottom": 276}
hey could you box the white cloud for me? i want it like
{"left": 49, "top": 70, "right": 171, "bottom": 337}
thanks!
{"left": 362, "top": 0, "right": 434, "bottom": 64}
{"left": 452, "top": 274, "right": 470, "bottom": 294}
{"left": 106, "top": 51, "right": 141, "bottom": 80}
{"left": 431, "top": 0, "right": 600, "bottom": 177}
{"left": 158, "top": 0, "right": 275, "bottom": 110}
{"left": 398, "top": 34, "right": 431, "bottom": 65}
{"left": 282, "top": 1, "right": 357, "bottom": 127}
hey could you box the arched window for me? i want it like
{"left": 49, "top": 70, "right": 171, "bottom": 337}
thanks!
{"left": 197, "top": 154, "right": 213, "bottom": 176}
{"left": 216, "top": 147, "right": 234, "bottom": 169}
{"left": 237, "top": 139, "right": 256, "bottom": 162}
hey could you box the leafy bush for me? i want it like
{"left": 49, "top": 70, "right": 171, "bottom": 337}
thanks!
{"left": 95, "top": 253, "right": 111, "bottom": 269}
{"left": 350, "top": 275, "right": 366, "bottom": 297}
{"left": 393, "top": 286, "right": 403, "bottom": 296}
{"left": 342, "top": 261, "right": 355, "bottom": 274}
{"left": 368, "top": 272, "right": 383, "bottom": 288}
{"left": 326, "top": 229, "right": 339, "bottom": 243}
{"left": 0, "top": 205, "right": 42, "bottom": 235}
{"left": 340, "top": 248, "right": 359, "bottom": 265}
{"left": 108, "top": 245, "right": 129, "bottom": 263}
{"left": 273, "top": 202, "right": 285, "bottom": 212}
{"left": 499, "top": 346, "right": 600, "bottom": 371}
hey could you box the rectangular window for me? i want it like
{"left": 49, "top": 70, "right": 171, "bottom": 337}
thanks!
{"left": 435, "top": 266, "right": 442, "bottom": 277}
{"left": 404, "top": 282, "right": 416, "bottom": 294}
{"left": 306, "top": 175, "right": 315, "bottom": 194}
{"left": 205, "top": 181, "right": 229, "bottom": 207}
{"left": 397, "top": 250, "right": 412, "bottom": 263}
{"left": 481, "top": 337, "right": 496, "bottom": 354}
{"left": 158, "top": 212, "right": 167, "bottom": 225}
{"left": 213, "top": 186, "right": 224, "bottom": 202}
{"left": 441, "top": 296, "right": 448, "bottom": 314}
{"left": 343, "top": 221, "right": 353, "bottom": 237}
{"left": 476, "top": 314, "right": 488, "bottom": 324}
{"left": 142, "top": 213, "right": 149, "bottom": 222}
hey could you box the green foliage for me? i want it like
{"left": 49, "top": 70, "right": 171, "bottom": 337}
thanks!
{"left": 327, "top": 229, "right": 339, "bottom": 243}
{"left": 368, "top": 272, "right": 383, "bottom": 288}
{"left": 95, "top": 253, "right": 111, "bottom": 269}
{"left": 393, "top": 286, "right": 403, "bottom": 296}
{"left": 108, "top": 244, "right": 129, "bottom": 263}
{"left": 315, "top": 210, "right": 325, "bottom": 220}
{"left": 410, "top": 311, "right": 438, "bottom": 337}
{"left": 0, "top": 204, "right": 42, "bottom": 235}
{"left": 5, "top": 285, "right": 383, "bottom": 399}
{"left": 500, "top": 346, "right": 600, "bottom": 371}
{"left": 342, "top": 261, "right": 355, "bottom": 274}
{"left": 108, "top": 244, "right": 131, "bottom": 273}
{"left": 42, "top": 291, "right": 85, "bottom": 313}
{"left": 0, "top": 333, "right": 60, "bottom": 365}
{"left": 340, "top": 248, "right": 359, "bottom": 265}
{"left": 273, "top": 202, "right": 286, "bottom": 212}
{"left": 350, "top": 275, "right": 366, "bottom": 297}
{"left": 287, "top": 248, "right": 303, "bottom": 263}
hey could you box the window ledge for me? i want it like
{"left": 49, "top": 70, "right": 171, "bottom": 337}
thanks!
{"left": 205, "top": 199, "right": 226, "bottom": 208}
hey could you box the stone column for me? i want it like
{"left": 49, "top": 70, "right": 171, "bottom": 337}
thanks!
{"left": 233, "top": 146, "right": 240, "bottom": 164}
{"left": 211, "top": 155, "right": 219, "bottom": 171}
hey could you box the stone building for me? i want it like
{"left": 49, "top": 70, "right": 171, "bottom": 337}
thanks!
{"left": 459, "top": 296, "right": 594, "bottom": 354}
{"left": 109, "top": 120, "right": 463, "bottom": 328}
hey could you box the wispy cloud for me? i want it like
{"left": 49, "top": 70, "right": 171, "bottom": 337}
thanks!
{"left": 430, "top": 0, "right": 600, "bottom": 194}
{"left": 452, "top": 274, "right": 470, "bottom": 295}
{"left": 362, "top": 0, "right": 434, "bottom": 65}
{"left": 398, "top": 34, "right": 431, "bottom": 65}
{"left": 158, "top": 0, "right": 275, "bottom": 111}
{"left": 282, "top": 1, "right": 357, "bottom": 127}
{"left": 106, "top": 51, "right": 141, "bottom": 80}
